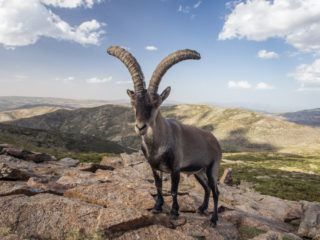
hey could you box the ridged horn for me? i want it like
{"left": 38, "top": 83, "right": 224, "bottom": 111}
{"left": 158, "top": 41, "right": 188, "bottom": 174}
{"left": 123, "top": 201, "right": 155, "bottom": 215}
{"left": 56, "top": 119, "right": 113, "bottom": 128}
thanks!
{"left": 148, "top": 49, "right": 200, "bottom": 93}
{"left": 107, "top": 46, "right": 145, "bottom": 93}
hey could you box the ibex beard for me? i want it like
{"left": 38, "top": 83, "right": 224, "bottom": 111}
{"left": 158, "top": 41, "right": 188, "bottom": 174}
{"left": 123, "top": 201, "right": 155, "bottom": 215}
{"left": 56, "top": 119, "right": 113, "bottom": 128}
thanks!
{"left": 107, "top": 46, "right": 222, "bottom": 227}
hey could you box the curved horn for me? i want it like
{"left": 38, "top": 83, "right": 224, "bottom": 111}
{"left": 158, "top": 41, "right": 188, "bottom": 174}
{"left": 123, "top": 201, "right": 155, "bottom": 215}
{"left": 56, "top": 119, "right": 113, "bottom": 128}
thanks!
{"left": 148, "top": 49, "right": 200, "bottom": 93}
{"left": 107, "top": 46, "right": 145, "bottom": 93}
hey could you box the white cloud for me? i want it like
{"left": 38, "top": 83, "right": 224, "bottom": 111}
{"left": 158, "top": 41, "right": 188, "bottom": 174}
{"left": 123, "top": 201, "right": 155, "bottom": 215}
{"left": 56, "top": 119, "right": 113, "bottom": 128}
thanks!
{"left": 40, "top": 0, "right": 102, "bottom": 8}
{"left": 289, "top": 59, "right": 320, "bottom": 90}
{"left": 178, "top": 4, "right": 191, "bottom": 13}
{"left": 86, "top": 76, "right": 112, "bottom": 83}
{"left": 14, "top": 74, "right": 28, "bottom": 80}
{"left": 228, "top": 81, "right": 252, "bottom": 88}
{"left": 115, "top": 80, "right": 131, "bottom": 84}
{"left": 194, "top": 1, "right": 202, "bottom": 9}
{"left": 64, "top": 76, "right": 75, "bottom": 81}
{"left": 256, "top": 82, "right": 274, "bottom": 89}
{"left": 258, "top": 50, "right": 279, "bottom": 59}
{"left": 219, "top": 0, "right": 320, "bottom": 54}
{"left": 145, "top": 46, "right": 158, "bottom": 51}
{"left": 0, "top": 0, "right": 105, "bottom": 49}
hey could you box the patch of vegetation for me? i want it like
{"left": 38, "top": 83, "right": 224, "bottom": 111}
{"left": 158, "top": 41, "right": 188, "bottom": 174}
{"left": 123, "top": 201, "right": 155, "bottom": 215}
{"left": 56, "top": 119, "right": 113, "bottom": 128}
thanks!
{"left": 282, "top": 236, "right": 294, "bottom": 240}
{"left": 0, "top": 123, "right": 133, "bottom": 154}
{"left": 238, "top": 225, "right": 266, "bottom": 239}
{"left": 221, "top": 152, "right": 320, "bottom": 202}
{"left": 0, "top": 225, "right": 12, "bottom": 236}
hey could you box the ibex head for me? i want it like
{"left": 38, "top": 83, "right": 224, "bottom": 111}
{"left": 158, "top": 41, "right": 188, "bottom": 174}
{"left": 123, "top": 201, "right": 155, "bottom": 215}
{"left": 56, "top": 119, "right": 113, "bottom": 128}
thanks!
{"left": 107, "top": 46, "right": 200, "bottom": 136}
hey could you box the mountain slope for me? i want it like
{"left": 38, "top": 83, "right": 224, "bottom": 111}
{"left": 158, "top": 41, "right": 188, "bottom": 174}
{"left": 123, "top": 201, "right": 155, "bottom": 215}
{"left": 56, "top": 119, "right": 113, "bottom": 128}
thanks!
{"left": 273, "top": 108, "right": 320, "bottom": 128}
{"left": 7, "top": 104, "right": 320, "bottom": 153}
{"left": 0, "top": 123, "right": 132, "bottom": 154}
{"left": 0, "top": 106, "right": 70, "bottom": 122}
{"left": 0, "top": 96, "right": 112, "bottom": 112}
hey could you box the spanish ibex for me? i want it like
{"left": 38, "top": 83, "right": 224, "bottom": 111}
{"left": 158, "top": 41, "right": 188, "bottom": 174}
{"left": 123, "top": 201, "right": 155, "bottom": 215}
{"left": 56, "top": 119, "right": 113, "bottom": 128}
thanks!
{"left": 107, "top": 46, "right": 222, "bottom": 227}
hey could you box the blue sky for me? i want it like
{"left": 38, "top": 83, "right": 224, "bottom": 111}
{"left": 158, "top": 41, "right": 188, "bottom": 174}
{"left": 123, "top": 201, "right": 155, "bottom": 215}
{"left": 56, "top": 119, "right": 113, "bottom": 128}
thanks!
{"left": 0, "top": 0, "right": 320, "bottom": 111}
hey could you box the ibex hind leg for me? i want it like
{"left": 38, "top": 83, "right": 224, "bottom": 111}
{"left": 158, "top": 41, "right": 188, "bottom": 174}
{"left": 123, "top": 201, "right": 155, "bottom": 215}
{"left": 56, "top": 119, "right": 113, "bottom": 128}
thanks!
{"left": 194, "top": 169, "right": 210, "bottom": 215}
{"left": 206, "top": 164, "right": 220, "bottom": 227}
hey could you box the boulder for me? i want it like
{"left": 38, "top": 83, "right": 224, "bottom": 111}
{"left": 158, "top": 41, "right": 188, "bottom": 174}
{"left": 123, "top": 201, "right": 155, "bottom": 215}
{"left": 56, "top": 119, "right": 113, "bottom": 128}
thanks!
{"left": 298, "top": 201, "right": 320, "bottom": 239}
{"left": 56, "top": 157, "right": 79, "bottom": 167}
{"left": 25, "top": 152, "right": 57, "bottom": 163}
{"left": 0, "top": 181, "right": 43, "bottom": 196}
{"left": 220, "top": 167, "right": 233, "bottom": 185}
{"left": 0, "top": 194, "right": 103, "bottom": 239}
{"left": 1, "top": 147, "right": 56, "bottom": 163}
{"left": 121, "top": 151, "right": 146, "bottom": 167}
{"left": 27, "top": 177, "right": 70, "bottom": 195}
{"left": 56, "top": 169, "right": 111, "bottom": 187}
{"left": 164, "top": 194, "right": 201, "bottom": 213}
{"left": 219, "top": 184, "right": 302, "bottom": 222}
{"left": 64, "top": 182, "right": 155, "bottom": 210}
{"left": 176, "top": 214, "right": 240, "bottom": 240}
{"left": 0, "top": 162, "right": 32, "bottom": 180}
{"left": 2, "top": 147, "right": 25, "bottom": 159}
{"left": 100, "top": 156, "right": 123, "bottom": 168}
{"left": 77, "top": 162, "right": 114, "bottom": 172}
{"left": 0, "top": 155, "right": 38, "bottom": 177}
{"left": 220, "top": 210, "right": 301, "bottom": 239}
{"left": 97, "top": 207, "right": 153, "bottom": 232}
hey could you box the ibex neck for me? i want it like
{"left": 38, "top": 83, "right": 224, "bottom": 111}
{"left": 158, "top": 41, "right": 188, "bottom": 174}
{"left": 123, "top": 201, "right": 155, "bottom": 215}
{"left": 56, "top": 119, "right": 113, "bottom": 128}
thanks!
{"left": 142, "top": 111, "right": 167, "bottom": 145}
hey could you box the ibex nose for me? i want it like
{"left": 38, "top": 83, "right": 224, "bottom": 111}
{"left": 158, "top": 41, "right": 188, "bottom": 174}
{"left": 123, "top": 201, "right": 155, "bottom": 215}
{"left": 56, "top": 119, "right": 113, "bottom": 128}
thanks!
{"left": 136, "top": 123, "right": 147, "bottom": 131}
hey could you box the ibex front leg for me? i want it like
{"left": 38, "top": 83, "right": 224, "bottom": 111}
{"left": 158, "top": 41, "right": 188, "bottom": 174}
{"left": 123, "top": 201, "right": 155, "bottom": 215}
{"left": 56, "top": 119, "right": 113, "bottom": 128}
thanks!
{"left": 152, "top": 169, "right": 164, "bottom": 214}
{"left": 170, "top": 170, "right": 180, "bottom": 219}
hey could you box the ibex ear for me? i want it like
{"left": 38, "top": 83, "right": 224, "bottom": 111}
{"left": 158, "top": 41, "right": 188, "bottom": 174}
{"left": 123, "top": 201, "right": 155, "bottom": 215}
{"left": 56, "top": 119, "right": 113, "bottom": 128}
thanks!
{"left": 127, "top": 89, "right": 135, "bottom": 100}
{"left": 160, "top": 86, "right": 171, "bottom": 102}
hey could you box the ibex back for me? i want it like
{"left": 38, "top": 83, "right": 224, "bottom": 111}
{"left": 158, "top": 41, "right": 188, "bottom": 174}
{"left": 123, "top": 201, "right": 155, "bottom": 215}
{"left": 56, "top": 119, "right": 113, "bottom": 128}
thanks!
{"left": 107, "top": 46, "right": 222, "bottom": 227}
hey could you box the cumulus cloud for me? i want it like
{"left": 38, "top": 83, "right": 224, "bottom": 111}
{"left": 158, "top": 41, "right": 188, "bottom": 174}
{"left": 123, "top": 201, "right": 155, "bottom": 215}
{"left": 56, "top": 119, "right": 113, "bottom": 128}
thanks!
{"left": 256, "top": 82, "right": 274, "bottom": 89}
{"left": 145, "top": 46, "right": 158, "bottom": 51}
{"left": 258, "top": 50, "right": 279, "bottom": 59}
{"left": 219, "top": 0, "right": 320, "bottom": 54}
{"left": 0, "top": 0, "right": 105, "bottom": 49}
{"left": 228, "top": 81, "right": 274, "bottom": 89}
{"left": 86, "top": 76, "right": 112, "bottom": 83}
{"left": 115, "top": 80, "right": 132, "bottom": 84}
{"left": 228, "top": 81, "right": 252, "bottom": 88}
{"left": 289, "top": 59, "right": 320, "bottom": 91}
{"left": 40, "top": 0, "right": 102, "bottom": 8}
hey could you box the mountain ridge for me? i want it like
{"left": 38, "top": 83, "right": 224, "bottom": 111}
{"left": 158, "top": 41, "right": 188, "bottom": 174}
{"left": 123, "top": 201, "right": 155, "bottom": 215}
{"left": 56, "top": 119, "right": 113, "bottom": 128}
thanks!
{"left": 6, "top": 104, "right": 320, "bottom": 153}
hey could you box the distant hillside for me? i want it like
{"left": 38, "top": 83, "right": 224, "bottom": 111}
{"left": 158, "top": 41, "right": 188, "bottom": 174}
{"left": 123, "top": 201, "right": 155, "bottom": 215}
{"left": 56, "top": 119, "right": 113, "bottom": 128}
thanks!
{"left": 7, "top": 104, "right": 320, "bottom": 153}
{"left": 272, "top": 108, "right": 320, "bottom": 128}
{"left": 0, "top": 96, "right": 112, "bottom": 111}
{"left": 0, "top": 123, "right": 132, "bottom": 154}
{"left": 0, "top": 106, "right": 70, "bottom": 122}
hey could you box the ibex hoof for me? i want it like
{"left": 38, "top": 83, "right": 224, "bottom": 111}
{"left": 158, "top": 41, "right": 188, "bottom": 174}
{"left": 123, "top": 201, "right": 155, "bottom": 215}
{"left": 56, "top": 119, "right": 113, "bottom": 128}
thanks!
{"left": 152, "top": 208, "right": 162, "bottom": 214}
{"left": 196, "top": 206, "right": 209, "bottom": 216}
{"left": 210, "top": 219, "right": 217, "bottom": 228}
{"left": 170, "top": 210, "right": 179, "bottom": 220}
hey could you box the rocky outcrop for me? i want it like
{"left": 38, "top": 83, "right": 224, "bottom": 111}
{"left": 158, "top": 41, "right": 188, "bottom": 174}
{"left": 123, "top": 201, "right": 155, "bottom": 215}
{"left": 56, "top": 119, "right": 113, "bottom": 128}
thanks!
{"left": 298, "top": 201, "right": 320, "bottom": 239}
{"left": 0, "top": 144, "right": 56, "bottom": 162}
{"left": 0, "top": 145, "right": 319, "bottom": 239}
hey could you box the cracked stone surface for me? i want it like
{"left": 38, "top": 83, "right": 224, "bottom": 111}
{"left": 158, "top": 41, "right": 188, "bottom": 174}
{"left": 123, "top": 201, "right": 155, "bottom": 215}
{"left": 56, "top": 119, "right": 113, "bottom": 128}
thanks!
{"left": 0, "top": 147, "right": 318, "bottom": 240}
